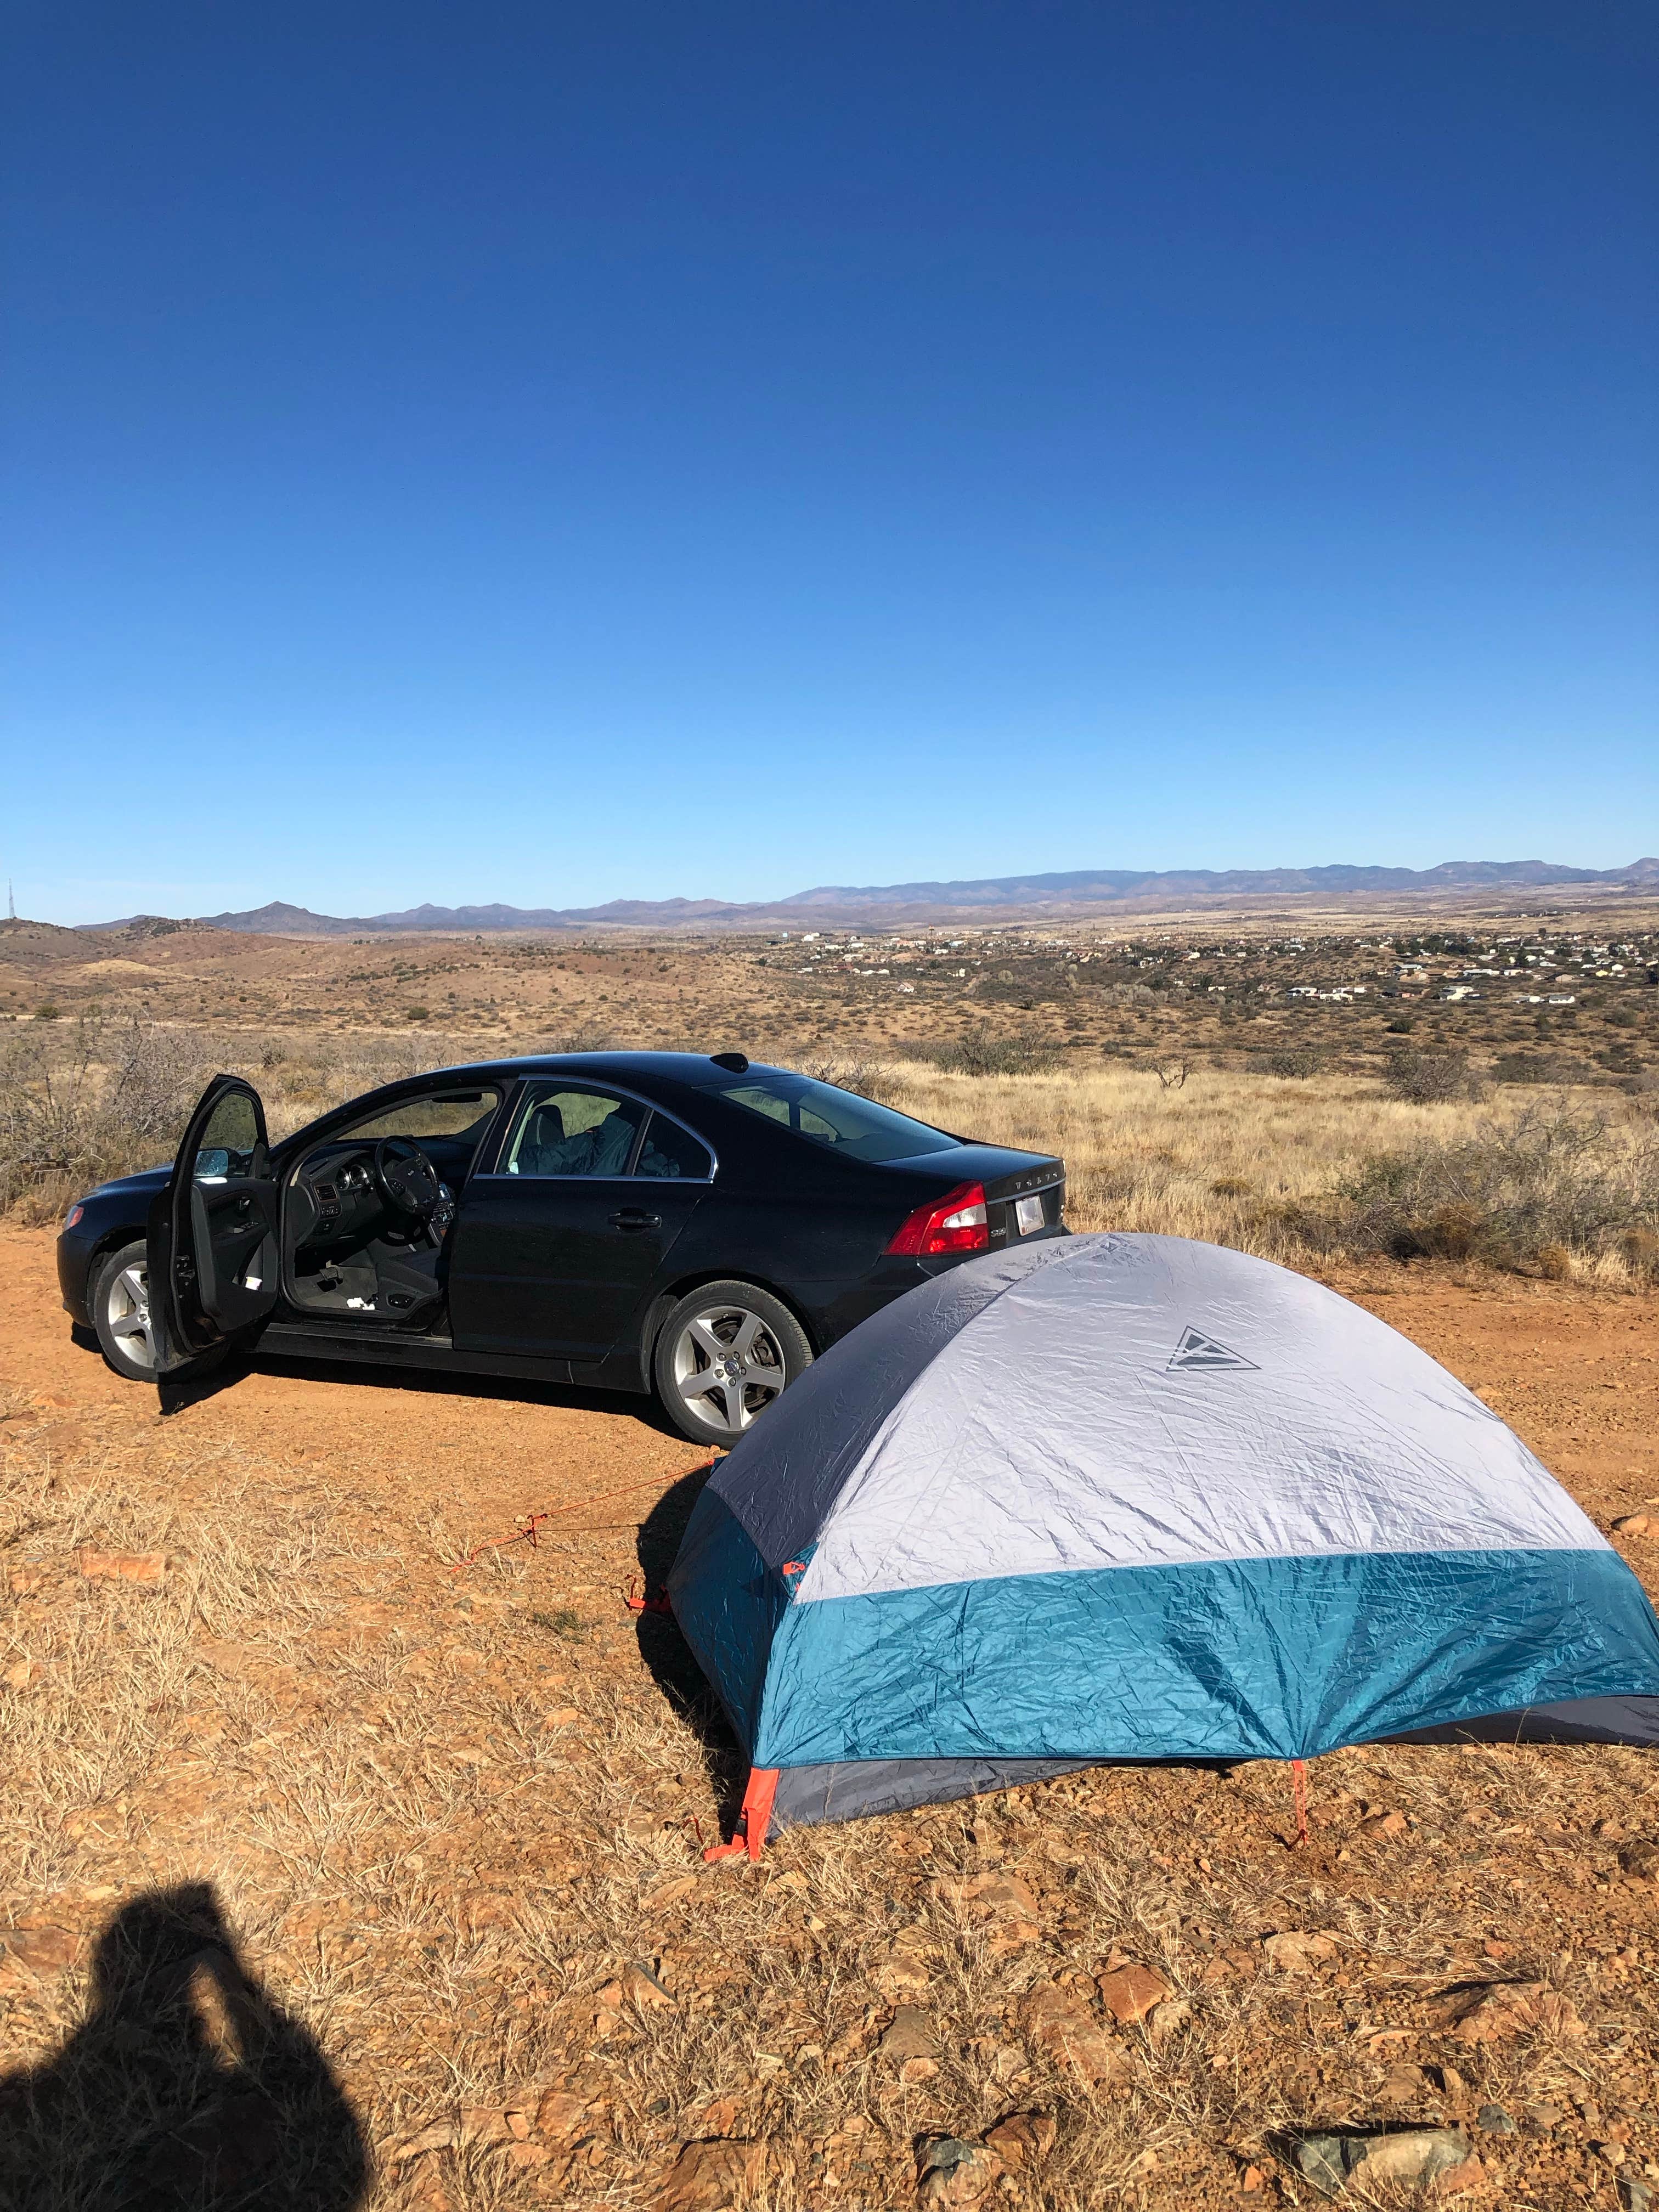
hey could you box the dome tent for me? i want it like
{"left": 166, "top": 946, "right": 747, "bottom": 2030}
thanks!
{"left": 666, "top": 1233, "right": 1659, "bottom": 1856}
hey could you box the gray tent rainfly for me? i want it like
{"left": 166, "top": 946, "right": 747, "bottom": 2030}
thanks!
{"left": 666, "top": 1233, "right": 1659, "bottom": 1857}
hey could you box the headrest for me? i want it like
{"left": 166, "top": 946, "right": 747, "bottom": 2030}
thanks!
{"left": 526, "top": 1102, "right": 566, "bottom": 1148}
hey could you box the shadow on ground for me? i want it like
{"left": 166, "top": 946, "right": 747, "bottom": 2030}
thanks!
{"left": 0, "top": 1884, "right": 367, "bottom": 2212}
{"left": 633, "top": 1461, "right": 747, "bottom": 1835}
{"left": 120, "top": 1333, "right": 687, "bottom": 1437}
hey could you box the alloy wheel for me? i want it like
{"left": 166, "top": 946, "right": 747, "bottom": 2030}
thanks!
{"left": 669, "top": 1304, "right": 787, "bottom": 1440}
{"left": 106, "top": 1261, "right": 155, "bottom": 1374}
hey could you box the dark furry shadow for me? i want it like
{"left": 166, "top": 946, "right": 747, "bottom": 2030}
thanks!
{"left": 0, "top": 1883, "right": 368, "bottom": 2211}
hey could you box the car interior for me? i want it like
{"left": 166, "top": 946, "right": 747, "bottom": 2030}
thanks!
{"left": 283, "top": 1087, "right": 502, "bottom": 1325}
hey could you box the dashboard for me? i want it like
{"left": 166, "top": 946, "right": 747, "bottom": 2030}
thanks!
{"left": 290, "top": 1144, "right": 390, "bottom": 1250}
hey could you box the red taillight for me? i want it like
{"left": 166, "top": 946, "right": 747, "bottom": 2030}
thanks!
{"left": 884, "top": 1181, "right": 990, "bottom": 1257}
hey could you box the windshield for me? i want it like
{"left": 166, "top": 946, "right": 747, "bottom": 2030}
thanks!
{"left": 714, "top": 1071, "right": 961, "bottom": 1163}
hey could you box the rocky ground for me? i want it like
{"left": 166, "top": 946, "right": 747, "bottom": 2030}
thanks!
{"left": 1, "top": 1227, "right": 1656, "bottom": 2210}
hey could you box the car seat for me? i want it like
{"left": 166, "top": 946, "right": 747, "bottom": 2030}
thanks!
{"left": 516, "top": 1101, "right": 567, "bottom": 1174}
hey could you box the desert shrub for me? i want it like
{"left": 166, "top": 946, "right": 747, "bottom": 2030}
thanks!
{"left": 797, "top": 1054, "right": 894, "bottom": 1103}
{"left": 1338, "top": 1101, "right": 1659, "bottom": 1271}
{"left": 1252, "top": 1048, "right": 1325, "bottom": 1079}
{"left": 1494, "top": 1052, "right": 1594, "bottom": 1086}
{"left": 1383, "top": 1046, "right": 1486, "bottom": 1103}
{"left": 0, "top": 1019, "right": 478, "bottom": 1218}
{"left": 0, "top": 1017, "right": 219, "bottom": 1217}
{"left": 926, "top": 1026, "right": 1062, "bottom": 1077}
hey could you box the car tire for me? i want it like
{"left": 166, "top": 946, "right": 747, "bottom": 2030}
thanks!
{"left": 652, "top": 1280, "right": 812, "bottom": 1449}
{"left": 90, "top": 1239, "right": 227, "bottom": 1385}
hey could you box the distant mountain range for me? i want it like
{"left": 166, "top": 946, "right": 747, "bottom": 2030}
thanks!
{"left": 87, "top": 859, "right": 1659, "bottom": 936}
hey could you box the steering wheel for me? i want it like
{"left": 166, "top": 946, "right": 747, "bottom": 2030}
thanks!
{"left": 373, "top": 1137, "right": 442, "bottom": 1222}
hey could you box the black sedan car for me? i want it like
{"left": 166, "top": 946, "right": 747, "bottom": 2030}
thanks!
{"left": 57, "top": 1052, "right": 1065, "bottom": 1446}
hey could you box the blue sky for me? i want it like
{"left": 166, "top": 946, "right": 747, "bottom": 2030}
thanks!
{"left": 5, "top": 2, "right": 1655, "bottom": 923}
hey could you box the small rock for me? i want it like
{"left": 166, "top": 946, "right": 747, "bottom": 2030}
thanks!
{"left": 624, "top": 1960, "right": 676, "bottom": 2008}
{"left": 506, "top": 2141, "right": 551, "bottom": 2168}
{"left": 1612, "top": 1513, "right": 1651, "bottom": 1536}
{"left": 938, "top": 1872, "right": 1043, "bottom": 1955}
{"left": 1618, "top": 1838, "right": 1659, "bottom": 1881}
{"left": 1295, "top": 2134, "right": 1350, "bottom": 2194}
{"left": 900, "top": 2056, "right": 939, "bottom": 2085}
{"left": 1380, "top": 2064, "right": 1429, "bottom": 2103}
{"left": 77, "top": 1549, "right": 166, "bottom": 1584}
{"left": 1435, "top": 1980, "right": 1585, "bottom": 2045}
{"left": 1618, "top": 2180, "right": 1654, "bottom": 2211}
{"left": 874, "top": 1949, "right": 934, "bottom": 1997}
{"left": 1296, "top": 2128, "right": 1474, "bottom": 2198}
{"left": 1475, "top": 2103, "right": 1515, "bottom": 2135}
{"left": 1362, "top": 1809, "right": 1410, "bottom": 1839}
{"left": 1096, "top": 1961, "right": 1171, "bottom": 2025}
{"left": 880, "top": 2006, "right": 940, "bottom": 2062}
{"left": 390, "top": 2120, "right": 455, "bottom": 2162}
{"left": 982, "top": 2112, "right": 1056, "bottom": 2172}
{"left": 1263, "top": 1930, "right": 1339, "bottom": 1973}
{"left": 646, "top": 1876, "right": 699, "bottom": 1909}
{"left": 938, "top": 1871, "right": 1040, "bottom": 1918}
{"left": 534, "top": 2089, "right": 593, "bottom": 2143}
{"left": 1147, "top": 1996, "right": 1190, "bottom": 2044}
{"left": 1522, "top": 2102, "right": 1562, "bottom": 2131}
{"left": 918, "top": 2138, "right": 1002, "bottom": 2208}
{"left": 1431, "top": 2153, "right": 1487, "bottom": 2197}
{"left": 654, "top": 2138, "right": 763, "bottom": 2212}
{"left": 1241, "top": 2165, "right": 1265, "bottom": 2192}
{"left": 689, "top": 2097, "right": 741, "bottom": 2138}
{"left": 458, "top": 2108, "right": 514, "bottom": 2147}
{"left": 1354, "top": 2129, "right": 1471, "bottom": 2190}
{"left": 1, "top": 1926, "right": 80, "bottom": 1976}
{"left": 1017, "top": 1980, "right": 1118, "bottom": 2084}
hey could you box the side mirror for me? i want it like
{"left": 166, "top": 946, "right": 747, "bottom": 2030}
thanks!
{"left": 194, "top": 1148, "right": 232, "bottom": 1182}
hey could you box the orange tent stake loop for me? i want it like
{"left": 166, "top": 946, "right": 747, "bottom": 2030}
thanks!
{"left": 703, "top": 1768, "right": 780, "bottom": 1863}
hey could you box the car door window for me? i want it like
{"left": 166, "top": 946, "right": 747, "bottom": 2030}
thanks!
{"left": 337, "top": 1088, "right": 502, "bottom": 1145}
{"left": 192, "top": 1088, "right": 262, "bottom": 1180}
{"left": 634, "top": 1112, "right": 713, "bottom": 1181}
{"left": 499, "top": 1086, "right": 647, "bottom": 1177}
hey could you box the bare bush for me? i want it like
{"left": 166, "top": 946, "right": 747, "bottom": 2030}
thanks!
{"left": 1494, "top": 1051, "right": 1597, "bottom": 1086}
{"left": 796, "top": 1053, "right": 893, "bottom": 1102}
{"left": 1251, "top": 1048, "right": 1325, "bottom": 1080}
{"left": 0, "top": 1019, "right": 477, "bottom": 1220}
{"left": 1383, "top": 1046, "right": 1486, "bottom": 1104}
{"left": 1338, "top": 1100, "right": 1659, "bottom": 1271}
{"left": 926, "top": 1026, "right": 1062, "bottom": 1077}
{"left": 0, "top": 1018, "right": 219, "bottom": 1217}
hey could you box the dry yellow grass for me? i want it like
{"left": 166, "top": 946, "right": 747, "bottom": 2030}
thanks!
{"left": 866, "top": 1061, "right": 1659, "bottom": 1283}
{"left": 7, "top": 1020, "right": 1656, "bottom": 1289}
{"left": 4, "top": 1257, "right": 1659, "bottom": 2211}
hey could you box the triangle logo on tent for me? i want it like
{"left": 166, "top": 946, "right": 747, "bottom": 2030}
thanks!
{"left": 1167, "top": 1326, "right": 1258, "bottom": 1373}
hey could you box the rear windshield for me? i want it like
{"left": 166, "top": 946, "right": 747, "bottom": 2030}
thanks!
{"left": 714, "top": 1072, "right": 961, "bottom": 1163}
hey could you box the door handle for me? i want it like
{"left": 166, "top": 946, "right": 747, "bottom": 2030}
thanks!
{"left": 608, "top": 1209, "right": 661, "bottom": 1232}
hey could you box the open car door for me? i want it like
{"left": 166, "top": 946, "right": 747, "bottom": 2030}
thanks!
{"left": 147, "top": 1076, "right": 280, "bottom": 1376}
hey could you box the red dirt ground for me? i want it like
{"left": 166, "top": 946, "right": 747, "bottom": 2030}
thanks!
{"left": 2, "top": 1229, "right": 1656, "bottom": 2209}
